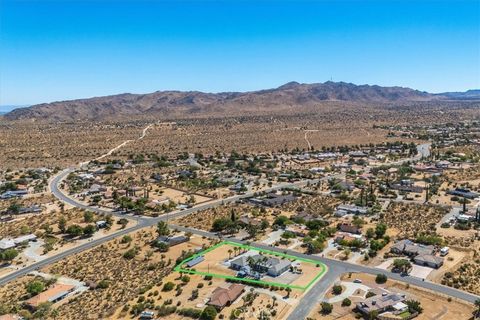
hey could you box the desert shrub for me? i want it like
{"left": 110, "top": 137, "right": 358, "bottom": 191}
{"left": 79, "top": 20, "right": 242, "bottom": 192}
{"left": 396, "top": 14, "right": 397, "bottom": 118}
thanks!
{"left": 320, "top": 302, "right": 333, "bottom": 315}
{"left": 162, "top": 282, "right": 175, "bottom": 292}
{"left": 178, "top": 308, "right": 202, "bottom": 318}
{"left": 123, "top": 248, "right": 137, "bottom": 260}
{"left": 332, "top": 284, "right": 343, "bottom": 295}
{"left": 342, "top": 298, "right": 352, "bottom": 307}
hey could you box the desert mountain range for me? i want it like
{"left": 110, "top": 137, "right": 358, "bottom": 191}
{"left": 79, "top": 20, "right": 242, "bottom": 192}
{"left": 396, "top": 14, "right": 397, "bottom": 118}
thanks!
{"left": 4, "top": 81, "right": 479, "bottom": 121}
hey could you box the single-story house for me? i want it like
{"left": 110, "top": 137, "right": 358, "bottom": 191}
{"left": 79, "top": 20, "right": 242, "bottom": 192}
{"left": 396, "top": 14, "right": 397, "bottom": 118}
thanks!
{"left": 0, "top": 190, "right": 28, "bottom": 199}
{"left": 0, "top": 239, "right": 15, "bottom": 250}
{"left": 356, "top": 293, "right": 407, "bottom": 316}
{"left": 261, "top": 193, "right": 297, "bottom": 207}
{"left": 390, "top": 239, "right": 434, "bottom": 257}
{"left": 207, "top": 284, "right": 245, "bottom": 310}
{"left": 414, "top": 254, "right": 444, "bottom": 268}
{"left": 338, "top": 223, "right": 361, "bottom": 234}
{"left": 186, "top": 255, "right": 204, "bottom": 268}
{"left": 335, "top": 204, "right": 367, "bottom": 215}
{"left": 13, "top": 234, "right": 37, "bottom": 245}
{"left": 155, "top": 235, "right": 188, "bottom": 247}
{"left": 25, "top": 284, "right": 75, "bottom": 309}
{"left": 88, "top": 184, "right": 107, "bottom": 195}
{"left": 17, "top": 206, "right": 42, "bottom": 214}
{"left": 334, "top": 232, "right": 366, "bottom": 246}
{"left": 230, "top": 254, "right": 292, "bottom": 277}
{"left": 447, "top": 188, "right": 480, "bottom": 200}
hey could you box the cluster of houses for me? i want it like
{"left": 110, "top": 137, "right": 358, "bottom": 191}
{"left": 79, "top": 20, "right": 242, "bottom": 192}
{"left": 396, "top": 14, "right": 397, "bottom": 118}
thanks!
{"left": 391, "top": 239, "right": 445, "bottom": 269}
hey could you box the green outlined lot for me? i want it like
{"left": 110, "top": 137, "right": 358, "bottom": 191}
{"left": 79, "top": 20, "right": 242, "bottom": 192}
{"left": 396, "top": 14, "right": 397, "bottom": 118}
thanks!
{"left": 174, "top": 241, "right": 328, "bottom": 290}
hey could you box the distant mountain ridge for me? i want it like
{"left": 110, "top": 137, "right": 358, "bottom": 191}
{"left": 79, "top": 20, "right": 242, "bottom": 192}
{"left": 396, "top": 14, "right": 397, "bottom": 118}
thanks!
{"left": 4, "top": 81, "right": 479, "bottom": 121}
{"left": 438, "top": 89, "right": 480, "bottom": 100}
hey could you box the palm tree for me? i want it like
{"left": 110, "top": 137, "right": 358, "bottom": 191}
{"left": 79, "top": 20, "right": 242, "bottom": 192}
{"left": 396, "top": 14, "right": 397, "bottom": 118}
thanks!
{"left": 285, "top": 287, "right": 292, "bottom": 298}
{"left": 228, "top": 249, "right": 233, "bottom": 259}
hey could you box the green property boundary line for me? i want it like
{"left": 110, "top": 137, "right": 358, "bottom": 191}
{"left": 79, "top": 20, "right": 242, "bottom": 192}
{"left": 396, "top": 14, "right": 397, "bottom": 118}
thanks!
{"left": 174, "top": 241, "right": 328, "bottom": 291}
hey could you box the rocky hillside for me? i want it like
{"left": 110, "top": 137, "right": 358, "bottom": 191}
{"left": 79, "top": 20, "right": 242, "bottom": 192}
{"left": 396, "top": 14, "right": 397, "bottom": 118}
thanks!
{"left": 3, "top": 81, "right": 466, "bottom": 121}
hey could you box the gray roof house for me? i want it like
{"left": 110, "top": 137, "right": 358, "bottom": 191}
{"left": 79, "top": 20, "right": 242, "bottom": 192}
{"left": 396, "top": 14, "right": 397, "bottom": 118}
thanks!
{"left": 413, "top": 254, "right": 444, "bottom": 269}
{"left": 390, "top": 239, "right": 434, "bottom": 256}
{"left": 155, "top": 235, "right": 188, "bottom": 247}
{"left": 356, "top": 293, "right": 407, "bottom": 316}
{"left": 230, "top": 254, "right": 291, "bottom": 277}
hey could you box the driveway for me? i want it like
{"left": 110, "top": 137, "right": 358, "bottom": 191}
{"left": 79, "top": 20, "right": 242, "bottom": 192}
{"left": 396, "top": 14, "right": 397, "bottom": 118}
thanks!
{"left": 410, "top": 264, "right": 434, "bottom": 279}
{"left": 262, "top": 230, "right": 283, "bottom": 245}
{"left": 23, "top": 239, "right": 46, "bottom": 262}
{"left": 326, "top": 281, "right": 371, "bottom": 303}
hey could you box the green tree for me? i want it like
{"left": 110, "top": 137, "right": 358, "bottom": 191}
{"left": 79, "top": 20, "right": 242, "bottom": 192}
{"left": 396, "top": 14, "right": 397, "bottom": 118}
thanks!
{"left": 157, "top": 221, "right": 170, "bottom": 237}
{"left": 58, "top": 217, "right": 67, "bottom": 233}
{"left": 393, "top": 259, "right": 412, "bottom": 274}
{"left": 26, "top": 280, "right": 45, "bottom": 296}
{"left": 0, "top": 249, "right": 18, "bottom": 263}
{"left": 375, "top": 274, "right": 387, "bottom": 284}
{"left": 212, "top": 217, "right": 235, "bottom": 232}
{"left": 200, "top": 305, "right": 217, "bottom": 320}
{"left": 66, "top": 224, "right": 83, "bottom": 237}
{"left": 365, "top": 228, "right": 375, "bottom": 239}
{"left": 83, "top": 211, "right": 94, "bottom": 223}
{"left": 7, "top": 203, "right": 20, "bottom": 214}
{"left": 405, "top": 300, "right": 423, "bottom": 314}
{"left": 375, "top": 223, "right": 387, "bottom": 239}
{"left": 83, "top": 224, "right": 96, "bottom": 237}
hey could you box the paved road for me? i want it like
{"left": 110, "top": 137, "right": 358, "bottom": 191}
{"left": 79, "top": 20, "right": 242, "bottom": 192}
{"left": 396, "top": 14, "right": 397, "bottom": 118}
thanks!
{"left": 286, "top": 268, "right": 344, "bottom": 320}
{"left": 0, "top": 222, "right": 148, "bottom": 286}
{"left": 170, "top": 225, "right": 480, "bottom": 305}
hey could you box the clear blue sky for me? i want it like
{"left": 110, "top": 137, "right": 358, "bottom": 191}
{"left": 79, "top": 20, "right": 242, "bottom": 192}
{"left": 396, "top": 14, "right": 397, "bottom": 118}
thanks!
{"left": 0, "top": 0, "right": 479, "bottom": 107}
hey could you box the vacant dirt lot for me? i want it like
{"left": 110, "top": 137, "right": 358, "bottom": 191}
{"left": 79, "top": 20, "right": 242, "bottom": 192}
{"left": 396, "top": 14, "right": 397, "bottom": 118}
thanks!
{"left": 383, "top": 202, "right": 449, "bottom": 239}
